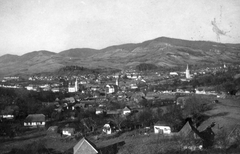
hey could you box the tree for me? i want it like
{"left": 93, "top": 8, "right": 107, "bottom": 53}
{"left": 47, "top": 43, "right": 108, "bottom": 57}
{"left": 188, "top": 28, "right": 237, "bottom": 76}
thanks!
{"left": 182, "top": 96, "right": 212, "bottom": 117}
{"left": 162, "top": 105, "right": 184, "bottom": 131}
{"left": 136, "top": 63, "right": 158, "bottom": 71}
{"left": 137, "top": 109, "right": 154, "bottom": 126}
{"left": 112, "top": 114, "right": 126, "bottom": 130}
{"left": 221, "top": 81, "right": 237, "bottom": 95}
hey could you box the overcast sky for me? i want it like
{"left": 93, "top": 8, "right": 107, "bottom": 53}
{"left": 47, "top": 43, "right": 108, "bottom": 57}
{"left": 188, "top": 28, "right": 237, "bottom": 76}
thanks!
{"left": 0, "top": 0, "right": 240, "bottom": 56}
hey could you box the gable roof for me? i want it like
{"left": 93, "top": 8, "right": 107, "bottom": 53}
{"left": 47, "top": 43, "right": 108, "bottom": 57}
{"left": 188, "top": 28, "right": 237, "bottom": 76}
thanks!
{"left": 74, "top": 137, "right": 98, "bottom": 154}
{"left": 122, "top": 106, "right": 131, "bottom": 112}
{"left": 178, "top": 121, "right": 194, "bottom": 137}
{"left": 25, "top": 114, "right": 45, "bottom": 122}
{"left": 154, "top": 121, "right": 169, "bottom": 127}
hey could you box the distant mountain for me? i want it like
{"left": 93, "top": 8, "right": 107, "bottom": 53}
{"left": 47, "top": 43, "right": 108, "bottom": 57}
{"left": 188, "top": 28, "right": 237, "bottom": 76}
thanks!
{"left": 0, "top": 37, "right": 240, "bottom": 77}
{"left": 0, "top": 54, "right": 19, "bottom": 63}
{"left": 58, "top": 48, "right": 98, "bottom": 58}
{"left": 18, "top": 50, "right": 56, "bottom": 62}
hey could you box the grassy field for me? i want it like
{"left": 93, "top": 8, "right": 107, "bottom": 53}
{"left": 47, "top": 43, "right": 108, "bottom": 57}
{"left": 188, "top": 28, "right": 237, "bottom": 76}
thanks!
{"left": 199, "top": 97, "right": 240, "bottom": 134}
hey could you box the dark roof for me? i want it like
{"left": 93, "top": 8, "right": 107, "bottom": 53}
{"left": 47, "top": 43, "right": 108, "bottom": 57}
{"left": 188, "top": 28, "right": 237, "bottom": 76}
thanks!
{"left": 25, "top": 114, "right": 45, "bottom": 122}
{"left": 178, "top": 121, "right": 194, "bottom": 137}
{"left": 154, "top": 121, "right": 169, "bottom": 127}
{"left": 73, "top": 137, "right": 98, "bottom": 154}
{"left": 62, "top": 127, "right": 75, "bottom": 132}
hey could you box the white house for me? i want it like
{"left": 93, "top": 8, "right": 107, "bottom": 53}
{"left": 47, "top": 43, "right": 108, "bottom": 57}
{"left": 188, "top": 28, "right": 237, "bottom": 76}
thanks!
{"left": 122, "top": 106, "right": 131, "bottom": 115}
{"left": 103, "top": 123, "right": 112, "bottom": 134}
{"left": 24, "top": 114, "right": 45, "bottom": 128}
{"left": 106, "top": 84, "right": 116, "bottom": 94}
{"left": 25, "top": 84, "right": 34, "bottom": 91}
{"left": 170, "top": 72, "right": 178, "bottom": 76}
{"left": 154, "top": 122, "right": 171, "bottom": 134}
{"left": 51, "top": 87, "right": 60, "bottom": 93}
{"left": 2, "top": 114, "right": 14, "bottom": 119}
{"left": 130, "top": 84, "right": 138, "bottom": 89}
{"left": 95, "top": 108, "right": 104, "bottom": 115}
{"left": 0, "top": 105, "right": 19, "bottom": 120}
{"left": 62, "top": 128, "right": 75, "bottom": 136}
{"left": 195, "top": 89, "right": 206, "bottom": 94}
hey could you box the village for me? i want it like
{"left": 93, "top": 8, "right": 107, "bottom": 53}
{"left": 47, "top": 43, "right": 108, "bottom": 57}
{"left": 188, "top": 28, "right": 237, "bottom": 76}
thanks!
{"left": 1, "top": 63, "right": 240, "bottom": 154}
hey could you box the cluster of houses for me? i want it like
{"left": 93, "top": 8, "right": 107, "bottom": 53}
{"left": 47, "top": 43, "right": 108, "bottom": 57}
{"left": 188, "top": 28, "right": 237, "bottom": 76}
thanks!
{"left": 1, "top": 63, "right": 237, "bottom": 95}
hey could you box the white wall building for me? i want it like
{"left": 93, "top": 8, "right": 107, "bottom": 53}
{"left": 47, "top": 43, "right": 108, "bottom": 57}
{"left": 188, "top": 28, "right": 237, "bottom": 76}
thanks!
{"left": 154, "top": 124, "right": 171, "bottom": 134}
{"left": 68, "top": 79, "right": 79, "bottom": 93}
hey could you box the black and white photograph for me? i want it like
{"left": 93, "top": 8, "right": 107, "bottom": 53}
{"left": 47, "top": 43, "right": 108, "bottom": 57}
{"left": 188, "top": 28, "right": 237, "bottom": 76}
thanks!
{"left": 0, "top": 0, "right": 240, "bottom": 153}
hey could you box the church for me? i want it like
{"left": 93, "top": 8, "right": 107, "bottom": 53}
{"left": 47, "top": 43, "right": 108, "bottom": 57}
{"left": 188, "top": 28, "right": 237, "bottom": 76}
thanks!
{"left": 68, "top": 79, "right": 79, "bottom": 93}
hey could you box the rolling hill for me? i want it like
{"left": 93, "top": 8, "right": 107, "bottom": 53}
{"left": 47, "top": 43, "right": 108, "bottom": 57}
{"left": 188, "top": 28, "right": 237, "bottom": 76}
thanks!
{"left": 0, "top": 37, "right": 240, "bottom": 77}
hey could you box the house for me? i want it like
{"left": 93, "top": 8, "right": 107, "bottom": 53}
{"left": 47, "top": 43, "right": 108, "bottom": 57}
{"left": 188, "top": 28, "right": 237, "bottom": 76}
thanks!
{"left": 102, "top": 122, "right": 117, "bottom": 135}
{"left": 73, "top": 137, "right": 98, "bottom": 154}
{"left": 177, "top": 121, "right": 196, "bottom": 138}
{"left": 122, "top": 106, "right": 131, "bottom": 115}
{"left": 0, "top": 105, "right": 19, "bottom": 120}
{"left": 25, "top": 84, "right": 35, "bottom": 91}
{"left": 195, "top": 88, "right": 206, "bottom": 94}
{"left": 154, "top": 122, "right": 171, "bottom": 134}
{"left": 62, "top": 127, "right": 75, "bottom": 136}
{"left": 64, "top": 97, "right": 75, "bottom": 103}
{"left": 130, "top": 83, "right": 138, "bottom": 89}
{"left": 51, "top": 87, "right": 60, "bottom": 93}
{"left": 24, "top": 114, "right": 45, "bottom": 128}
{"left": 95, "top": 108, "right": 104, "bottom": 115}
{"left": 106, "top": 84, "right": 117, "bottom": 94}
{"left": 170, "top": 72, "right": 178, "bottom": 76}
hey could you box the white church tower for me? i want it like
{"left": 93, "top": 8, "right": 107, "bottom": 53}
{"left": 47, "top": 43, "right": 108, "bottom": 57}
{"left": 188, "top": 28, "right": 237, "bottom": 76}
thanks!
{"left": 74, "top": 78, "right": 78, "bottom": 92}
{"left": 186, "top": 64, "right": 191, "bottom": 79}
{"left": 68, "top": 78, "right": 79, "bottom": 93}
{"left": 116, "top": 75, "right": 119, "bottom": 86}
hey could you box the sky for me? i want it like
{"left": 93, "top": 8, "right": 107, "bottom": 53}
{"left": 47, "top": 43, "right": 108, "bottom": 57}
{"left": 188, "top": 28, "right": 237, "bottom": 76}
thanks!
{"left": 0, "top": 0, "right": 240, "bottom": 56}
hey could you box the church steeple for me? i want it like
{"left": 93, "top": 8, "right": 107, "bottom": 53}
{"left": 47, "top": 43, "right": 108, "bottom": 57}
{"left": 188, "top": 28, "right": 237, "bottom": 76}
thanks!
{"left": 186, "top": 64, "right": 191, "bottom": 79}
{"left": 75, "top": 78, "right": 78, "bottom": 92}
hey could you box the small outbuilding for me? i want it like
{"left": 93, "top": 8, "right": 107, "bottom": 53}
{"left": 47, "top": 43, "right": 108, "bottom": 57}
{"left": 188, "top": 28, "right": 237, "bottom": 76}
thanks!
{"left": 122, "top": 106, "right": 131, "bottom": 115}
{"left": 154, "top": 122, "right": 171, "bottom": 134}
{"left": 95, "top": 108, "right": 104, "bottom": 115}
{"left": 62, "top": 127, "right": 75, "bottom": 136}
{"left": 103, "top": 123, "right": 112, "bottom": 135}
